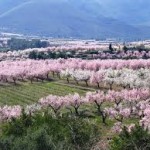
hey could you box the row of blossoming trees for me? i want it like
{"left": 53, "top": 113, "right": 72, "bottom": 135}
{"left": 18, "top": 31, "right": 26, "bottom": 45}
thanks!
{"left": 0, "top": 58, "right": 150, "bottom": 133}
{"left": 1, "top": 45, "right": 150, "bottom": 60}
{"left": 0, "top": 59, "right": 150, "bottom": 88}
{"left": 92, "top": 50, "right": 150, "bottom": 59}
{"left": 0, "top": 88, "right": 150, "bottom": 133}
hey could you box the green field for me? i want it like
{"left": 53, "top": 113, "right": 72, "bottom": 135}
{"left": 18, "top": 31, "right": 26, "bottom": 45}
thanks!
{"left": 0, "top": 81, "right": 91, "bottom": 106}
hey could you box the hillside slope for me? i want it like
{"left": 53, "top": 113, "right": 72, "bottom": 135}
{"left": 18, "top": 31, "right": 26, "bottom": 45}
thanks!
{"left": 97, "top": 0, "right": 150, "bottom": 26}
{"left": 0, "top": 0, "right": 149, "bottom": 39}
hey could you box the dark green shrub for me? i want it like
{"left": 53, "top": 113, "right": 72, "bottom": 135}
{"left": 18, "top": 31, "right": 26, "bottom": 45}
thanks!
{"left": 110, "top": 125, "right": 150, "bottom": 150}
{"left": 2, "top": 111, "right": 33, "bottom": 136}
{"left": 0, "top": 114, "right": 100, "bottom": 150}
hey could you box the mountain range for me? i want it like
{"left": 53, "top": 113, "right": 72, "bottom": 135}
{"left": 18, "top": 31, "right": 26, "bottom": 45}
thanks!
{"left": 0, "top": 0, "right": 150, "bottom": 40}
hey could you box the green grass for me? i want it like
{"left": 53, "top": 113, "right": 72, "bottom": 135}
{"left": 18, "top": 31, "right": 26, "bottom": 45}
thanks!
{"left": 0, "top": 81, "right": 90, "bottom": 106}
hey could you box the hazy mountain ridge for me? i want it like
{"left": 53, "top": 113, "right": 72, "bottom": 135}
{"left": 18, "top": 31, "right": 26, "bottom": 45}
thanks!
{"left": 0, "top": 0, "right": 149, "bottom": 40}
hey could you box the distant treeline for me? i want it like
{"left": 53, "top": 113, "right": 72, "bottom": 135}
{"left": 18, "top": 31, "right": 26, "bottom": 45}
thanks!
{"left": 28, "top": 45, "right": 150, "bottom": 60}
{"left": 29, "top": 51, "right": 76, "bottom": 59}
{"left": 8, "top": 38, "right": 49, "bottom": 50}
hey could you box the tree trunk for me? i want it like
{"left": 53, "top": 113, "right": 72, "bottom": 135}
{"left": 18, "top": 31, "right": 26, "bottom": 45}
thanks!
{"left": 85, "top": 80, "right": 88, "bottom": 86}
{"left": 97, "top": 82, "right": 100, "bottom": 88}
{"left": 5, "top": 78, "right": 8, "bottom": 82}
{"left": 52, "top": 72, "right": 55, "bottom": 77}
{"left": 67, "top": 78, "right": 69, "bottom": 83}
{"left": 96, "top": 102, "right": 107, "bottom": 125}
{"left": 13, "top": 79, "right": 17, "bottom": 85}
{"left": 30, "top": 79, "right": 33, "bottom": 84}
{"left": 110, "top": 82, "right": 113, "bottom": 90}
{"left": 46, "top": 74, "right": 49, "bottom": 80}
{"left": 57, "top": 73, "right": 61, "bottom": 79}
{"left": 74, "top": 107, "right": 79, "bottom": 116}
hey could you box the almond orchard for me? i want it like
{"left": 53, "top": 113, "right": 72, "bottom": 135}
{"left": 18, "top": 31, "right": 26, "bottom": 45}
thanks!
{"left": 0, "top": 58, "right": 150, "bottom": 149}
